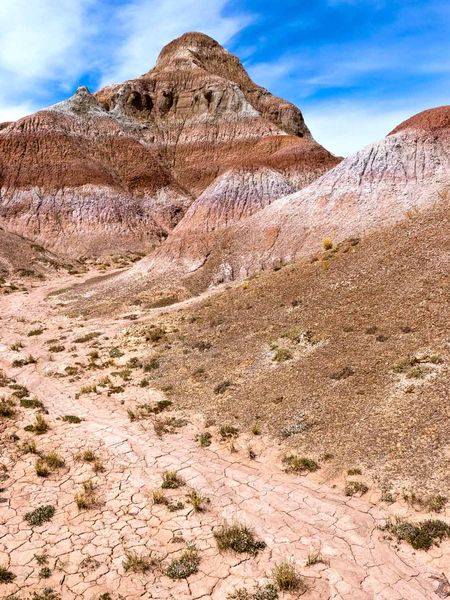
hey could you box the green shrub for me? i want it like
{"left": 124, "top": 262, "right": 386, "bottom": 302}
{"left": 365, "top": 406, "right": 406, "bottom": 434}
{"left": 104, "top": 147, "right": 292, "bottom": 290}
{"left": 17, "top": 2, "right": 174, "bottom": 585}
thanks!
{"left": 24, "top": 414, "right": 49, "bottom": 434}
{"left": 62, "top": 415, "right": 82, "bottom": 424}
{"left": 197, "top": 431, "right": 212, "bottom": 447}
{"left": 165, "top": 547, "right": 200, "bottom": 579}
{"left": 283, "top": 455, "right": 319, "bottom": 473}
{"left": 385, "top": 517, "right": 450, "bottom": 550}
{"left": 25, "top": 505, "right": 56, "bottom": 527}
{"left": 0, "top": 565, "right": 16, "bottom": 583}
{"left": 161, "top": 470, "right": 185, "bottom": 489}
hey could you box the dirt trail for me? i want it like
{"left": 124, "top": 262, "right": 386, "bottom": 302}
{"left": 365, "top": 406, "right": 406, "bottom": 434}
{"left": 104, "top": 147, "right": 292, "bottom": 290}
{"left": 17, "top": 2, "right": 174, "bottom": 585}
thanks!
{"left": 0, "top": 272, "right": 448, "bottom": 599}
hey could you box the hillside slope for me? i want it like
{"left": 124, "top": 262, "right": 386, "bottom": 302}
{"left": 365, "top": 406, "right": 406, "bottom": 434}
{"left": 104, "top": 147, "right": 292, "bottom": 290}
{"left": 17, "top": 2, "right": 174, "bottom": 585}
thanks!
{"left": 119, "top": 198, "right": 449, "bottom": 492}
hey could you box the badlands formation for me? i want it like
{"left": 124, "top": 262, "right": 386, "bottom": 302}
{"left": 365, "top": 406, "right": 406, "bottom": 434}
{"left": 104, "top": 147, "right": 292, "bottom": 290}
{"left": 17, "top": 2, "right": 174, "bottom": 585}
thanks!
{"left": 0, "top": 32, "right": 449, "bottom": 600}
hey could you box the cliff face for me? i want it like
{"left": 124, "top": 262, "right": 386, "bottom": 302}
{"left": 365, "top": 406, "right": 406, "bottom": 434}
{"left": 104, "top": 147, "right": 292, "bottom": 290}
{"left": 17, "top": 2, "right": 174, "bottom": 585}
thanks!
{"left": 0, "top": 33, "right": 338, "bottom": 257}
{"left": 0, "top": 88, "right": 192, "bottom": 256}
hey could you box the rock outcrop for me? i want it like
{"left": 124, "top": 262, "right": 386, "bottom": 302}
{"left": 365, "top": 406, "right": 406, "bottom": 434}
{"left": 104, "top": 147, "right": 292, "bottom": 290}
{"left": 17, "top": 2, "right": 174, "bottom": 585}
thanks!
{"left": 0, "top": 32, "right": 338, "bottom": 257}
{"left": 123, "top": 105, "right": 450, "bottom": 290}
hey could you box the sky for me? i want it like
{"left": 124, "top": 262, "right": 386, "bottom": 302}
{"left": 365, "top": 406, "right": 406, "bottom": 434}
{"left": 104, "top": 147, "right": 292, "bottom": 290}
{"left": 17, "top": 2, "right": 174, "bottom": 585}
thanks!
{"left": 0, "top": 0, "right": 449, "bottom": 156}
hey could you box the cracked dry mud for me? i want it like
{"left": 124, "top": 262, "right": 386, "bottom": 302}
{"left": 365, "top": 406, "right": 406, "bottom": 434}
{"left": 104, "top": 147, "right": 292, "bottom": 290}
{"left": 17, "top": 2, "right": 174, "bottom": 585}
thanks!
{"left": 0, "top": 271, "right": 449, "bottom": 599}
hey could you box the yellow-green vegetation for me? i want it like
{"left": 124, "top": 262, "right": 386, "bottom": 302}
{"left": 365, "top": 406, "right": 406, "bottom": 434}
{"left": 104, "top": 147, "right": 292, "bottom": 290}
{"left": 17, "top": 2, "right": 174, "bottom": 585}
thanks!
{"left": 165, "top": 546, "right": 200, "bottom": 580}
{"left": 272, "top": 559, "right": 305, "bottom": 591}
{"left": 214, "top": 521, "right": 266, "bottom": 555}
{"left": 282, "top": 454, "right": 319, "bottom": 474}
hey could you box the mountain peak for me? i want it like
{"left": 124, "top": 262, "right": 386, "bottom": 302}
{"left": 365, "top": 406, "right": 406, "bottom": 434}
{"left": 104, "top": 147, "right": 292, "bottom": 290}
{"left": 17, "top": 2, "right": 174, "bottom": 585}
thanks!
{"left": 156, "top": 32, "right": 225, "bottom": 65}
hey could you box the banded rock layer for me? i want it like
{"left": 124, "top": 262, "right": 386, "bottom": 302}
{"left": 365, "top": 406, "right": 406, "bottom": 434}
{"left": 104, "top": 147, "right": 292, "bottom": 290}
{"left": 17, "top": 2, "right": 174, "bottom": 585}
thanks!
{"left": 0, "top": 32, "right": 339, "bottom": 257}
{"left": 125, "top": 105, "right": 450, "bottom": 289}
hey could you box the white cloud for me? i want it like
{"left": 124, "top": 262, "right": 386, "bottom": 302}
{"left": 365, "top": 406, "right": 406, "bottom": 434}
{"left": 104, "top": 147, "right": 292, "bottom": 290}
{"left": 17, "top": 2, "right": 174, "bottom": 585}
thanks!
{"left": 101, "top": 0, "right": 252, "bottom": 85}
{"left": 0, "top": 99, "right": 36, "bottom": 124}
{"left": 0, "top": 0, "right": 96, "bottom": 84}
{"left": 303, "top": 99, "right": 448, "bottom": 157}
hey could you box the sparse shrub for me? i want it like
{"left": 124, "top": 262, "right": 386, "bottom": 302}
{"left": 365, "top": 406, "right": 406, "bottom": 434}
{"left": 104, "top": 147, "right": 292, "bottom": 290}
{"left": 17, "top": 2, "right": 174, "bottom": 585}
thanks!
{"left": 39, "top": 567, "right": 51, "bottom": 579}
{"left": 214, "top": 521, "right": 266, "bottom": 555}
{"left": 345, "top": 481, "right": 369, "bottom": 496}
{"left": 347, "top": 468, "right": 362, "bottom": 476}
{"left": 22, "top": 439, "right": 38, "bottom": 454}
{"left": 92, "top": 459, "right": 105, "bottom": 474}
{"left": 20, "top": 397, "right": 44, "bottom": 409}
{"left": 151, "top": 399, "right": 172, "bottom": 414}
{"left": 253, "top": 585, "right": 279, "bottom": 600}
{"left": 74, "top": 332, "right": 101, "bottom": 343}
{"left": 161, "top": 470, "right": 185, "bottom": 489}
{"left": 0, "top": 400, "right": 15, "bottom": 418}
{"left": 24, "top": 414, "right": 49, "bottom": 435}
{"left": 323, "top": 238, "right": 333, "bottom": 250}
{"left": 273, "top": 348, "right": 292, "bottom": 363}
{"left": 34, "top": 553, "right": 49, "bottom": 566}
{"left": 76, "top": 448, "right": 97, "bottom": 463}
{"left": 330, "top": 366, "right": 354, "bottom": 380}
{"left": 251, "top": 422, "right": 261, "bottom": 435}
{"left": 214, "top": 380, "right": 231, "bottom": 394}
{"left": 165, "top": 546, "right": 200, "bottom": 579}
{"left": 384, "top": 516, "right": 450, "bottom": 550}
{"left": 167, "top": 500, "right": 185, "bottom": 512}
{"left": 43, "top": 452, "right": 65, "bottom": 470}
{"left": 25, "top": 504, "right": 56, "bottom": 526}
{"left": 12, "top": 355, "right": 37, "bottom": 367}
{"left": 144, "top": 356, "right": 160, "bottom": 373}
{"left": 107, "top": 384, "right": 124, "bottom": 396}
{"left": 62, "top": 415, "right": 82, "bottom": 424}
{"left": 428, "top": 495, "right": 447, "bottom": 513}
{"left": 123, "top": 550, "right": 156, "bottom": 573}
{"left": 75, "top": 480, "right": 98, "bottom": 510}
{"left": 248, "top": 446, "right": 256, "bottom": 460}
{"left": 28, "top": 328, "right": 44, "bottom": 336}
{"left": 35, "top": 458, "right": 50, "bottom": 478}
{"left": 153, "top": 416, "right": 187, "bottom": 436}
{"left": 109, "top": 347, "right": 123, "bottom": 358}
{"left": 0, "top": 565, "right": 16, "bottom": 583}
{"left": 144, "top": 326, "right": 166, "bottom": 343}
{"left": 10, "top": 384, "right": 30, "bottom": 398}
{"left": 186, "top": 488, "right": 209, "bottom": 512}
{"left": 80, "top": 384, "right": 97, "bottom": 395}
{"left": 283, "top": 455, "right": 319, "bottom": 474}
{"left": 29, "top": 588, "right": 60, "bottom": 600}
{"left": 10, "top": 342, "right": 24, "bottom": 351}
{"left": 219, "top": 424, "right": 239, "bottom": 439}
{"left": 305, "top": 548, "right": 326, "bottom": 566}
{"left": 48, "top": 344, "right": 65, "bottom": 353}
{"left": 126, "top": 357, "right": 141, "bottom": 369}
{"left": 197, "top": 431, "right": 212, "bottom": 447}
{"left": 280, "top": 418, "right": 310, "bottom": 438}
{"left": 272, "top": 559, "right": 305, "bottom": 591}
{"left": 228, "top": 584, "right": 278, "bottom": 600}
{"left": 152, "top": 489, "right": 168, "bottom": 505}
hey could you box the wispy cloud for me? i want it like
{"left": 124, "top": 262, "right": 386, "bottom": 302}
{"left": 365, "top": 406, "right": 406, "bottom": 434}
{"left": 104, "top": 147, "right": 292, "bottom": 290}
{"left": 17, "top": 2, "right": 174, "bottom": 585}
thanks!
{"left": 0, "top": 0, "right": 448, "bottom": 156}
{"left": 0, "top": 0, "right": 97, "bottom": 86}
{"left": 101, "top": 0, "right": 252, "bottom": 85}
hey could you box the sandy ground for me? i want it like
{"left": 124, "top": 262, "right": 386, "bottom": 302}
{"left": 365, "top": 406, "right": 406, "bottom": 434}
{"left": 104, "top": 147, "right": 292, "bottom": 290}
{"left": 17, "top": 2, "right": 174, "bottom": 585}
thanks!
{"left": 0, "top": 270, "right": 449, "bottom": 599}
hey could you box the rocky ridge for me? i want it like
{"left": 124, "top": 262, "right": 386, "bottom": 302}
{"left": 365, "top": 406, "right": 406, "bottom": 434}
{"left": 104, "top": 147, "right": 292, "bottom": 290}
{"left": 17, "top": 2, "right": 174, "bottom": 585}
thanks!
{"left": 0, "top": 32, "right": 338, "bottom": 257}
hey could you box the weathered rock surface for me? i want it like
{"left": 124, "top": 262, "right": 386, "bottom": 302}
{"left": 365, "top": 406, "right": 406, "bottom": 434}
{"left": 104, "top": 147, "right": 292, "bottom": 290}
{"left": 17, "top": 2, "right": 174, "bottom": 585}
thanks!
{"left": 132, "top": 105, "right": 450, "bottom": 286}
{"left": 0, "top": 32, "right": 338, "bottom": 257}
{"left": 0, "top": 227, "right": 73, "bottom": 276}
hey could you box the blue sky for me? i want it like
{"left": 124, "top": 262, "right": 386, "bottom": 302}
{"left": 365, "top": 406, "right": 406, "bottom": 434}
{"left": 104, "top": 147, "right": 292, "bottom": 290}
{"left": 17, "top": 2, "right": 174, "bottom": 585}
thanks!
{"left": 0, "top": 0, "right": 449, "bottom": 155}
